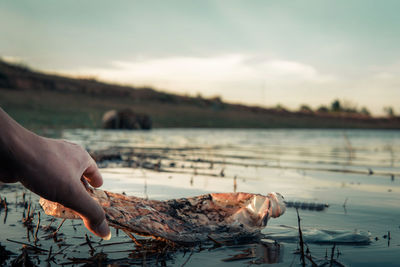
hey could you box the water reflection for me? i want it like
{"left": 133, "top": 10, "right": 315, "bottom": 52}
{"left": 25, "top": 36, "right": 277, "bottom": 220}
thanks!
{"left": 222, "top": 242, "right": 282, "bottom": 264}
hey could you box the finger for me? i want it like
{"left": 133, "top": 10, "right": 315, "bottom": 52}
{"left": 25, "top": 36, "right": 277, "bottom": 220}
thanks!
{"left": 63, "top": 184, "right": 111, "bottom": 240}
{"left": 83, "top": 158, "right": 103, "bottom": 188}
{"left": 80, "top": 176, "right": 90, "bottom": 191}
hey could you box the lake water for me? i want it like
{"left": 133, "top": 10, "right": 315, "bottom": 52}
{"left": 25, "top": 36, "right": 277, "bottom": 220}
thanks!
{"left": 1, "top": 129, "right": 399, "bottom": 266}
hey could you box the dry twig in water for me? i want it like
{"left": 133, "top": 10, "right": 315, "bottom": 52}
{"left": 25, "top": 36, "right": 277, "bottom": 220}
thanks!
{"left": 34, "top": 212, "right": 41, "bottom": 245}
{"left": 296, "top": 208, "right": 306, "bottom": 267}
{"left": 6, "top": 239, "right": 48, "bottom": 253}
{"left": 123, "top": 230, "right": 143, "bottom": 247}
{"left": 85, "top": 234, "right": 95, "bottom": 255}
{"left": 180, "top": 250, "right": 194, "bottom": 267}
{"left": 329, "top": 243, "right": 336, "bottom": 267}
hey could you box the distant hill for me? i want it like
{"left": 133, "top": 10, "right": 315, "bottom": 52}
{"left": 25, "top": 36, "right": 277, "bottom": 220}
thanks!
{"left": 0, "top": 60, "right": 399, "bottom": 130}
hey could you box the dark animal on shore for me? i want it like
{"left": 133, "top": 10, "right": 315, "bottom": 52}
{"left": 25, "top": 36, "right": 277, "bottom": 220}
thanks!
{"left": 40, "top": 189, "right": 286, "bottom": 244}
{"left": 102, "top": 109, "right": 152, "bottom": 130}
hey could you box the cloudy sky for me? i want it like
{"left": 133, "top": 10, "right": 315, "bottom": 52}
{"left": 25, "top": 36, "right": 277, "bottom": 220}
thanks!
{"left": 1, "top": 0, "right": 399, "bottom": 114}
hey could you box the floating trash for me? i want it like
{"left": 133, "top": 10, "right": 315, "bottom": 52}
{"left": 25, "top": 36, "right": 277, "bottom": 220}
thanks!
{"left": 40, "top": 189, "right": 286, "bottom": 244}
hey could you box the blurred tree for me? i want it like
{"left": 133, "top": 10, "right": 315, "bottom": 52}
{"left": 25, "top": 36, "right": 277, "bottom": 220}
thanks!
{"left": 210, "top": 96, "right": 224, "bottom": 110}
{"left": 384, "top": 106, "right": 395, "bottom": 117}
{"left": 331, "top": 99, "right": 341, "bottom": 112}
{"left": 341, "top": 99, "right": 358, "bottom": 113}
{"left": 210, "top": 96, "right": 223, "bottom": 104}
{"left": 299, "top": 104, "right": 313, "bottom": 113}
{"left": 275, "top": 103, "right": 288, "bottom": 112}
{"left": 317, "top": 105, "right": 329, "bottom": 113}
{"left": 360, "top": 107, "right": 371, "bottom": 116}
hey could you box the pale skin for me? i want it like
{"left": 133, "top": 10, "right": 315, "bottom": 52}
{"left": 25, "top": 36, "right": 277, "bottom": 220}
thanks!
{"left": 0, "top": 107, "right": 111, "bottom": 240}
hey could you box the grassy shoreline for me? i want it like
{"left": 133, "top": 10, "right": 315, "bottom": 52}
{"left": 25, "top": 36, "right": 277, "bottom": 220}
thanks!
{"left": 1, "top": 60, "right": 400, "bottom": 131}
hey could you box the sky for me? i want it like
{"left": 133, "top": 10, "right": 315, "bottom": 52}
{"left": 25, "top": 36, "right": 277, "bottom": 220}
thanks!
{"left": 1, "top": 0, "right": 399, "bottom": 115}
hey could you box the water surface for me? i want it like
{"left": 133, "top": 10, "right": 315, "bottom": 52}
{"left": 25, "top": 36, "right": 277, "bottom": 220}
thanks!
{"left": 1, "top": 129, "right": 399, "bottom": 266}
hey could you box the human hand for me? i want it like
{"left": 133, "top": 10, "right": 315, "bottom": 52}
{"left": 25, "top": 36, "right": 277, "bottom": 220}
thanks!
{"left": 18, "top": 136, "right": 111, "bottom": 240}
{"left": 0, "top": 107, "right": 110, "bottom": 239}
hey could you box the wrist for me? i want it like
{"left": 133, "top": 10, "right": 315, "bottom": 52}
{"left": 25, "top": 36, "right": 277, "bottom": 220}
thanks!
{"left": 0, "top": 108, "right": 40, "bottom": 182}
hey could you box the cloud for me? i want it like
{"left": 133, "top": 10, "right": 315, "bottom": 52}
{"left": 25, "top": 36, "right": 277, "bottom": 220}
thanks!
{"left": 57, "top": 55, "right": 400, "bottom": 115}
{"left": 245, "top": 58, "right": 335, "bottom": 83}
{"left": 63, "top": 54, "right": 334, "bottom": 93}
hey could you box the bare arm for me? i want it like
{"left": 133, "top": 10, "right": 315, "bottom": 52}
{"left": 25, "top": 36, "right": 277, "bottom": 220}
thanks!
{"left": 0, "top": 107, "right": 111, "bottom": 240}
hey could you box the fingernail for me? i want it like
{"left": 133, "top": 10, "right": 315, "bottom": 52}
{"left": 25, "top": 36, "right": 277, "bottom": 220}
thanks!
{"left": 96, "top": 219, "right": 111, "bottom": 240}
{"left": 103, "top": 231, "right": 112, "bottom": 240}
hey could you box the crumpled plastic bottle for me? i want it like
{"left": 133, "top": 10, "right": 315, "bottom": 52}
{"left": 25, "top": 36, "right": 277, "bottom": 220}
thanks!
{"left": 40, "top": 189, "right": 286, "bottom": 244}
